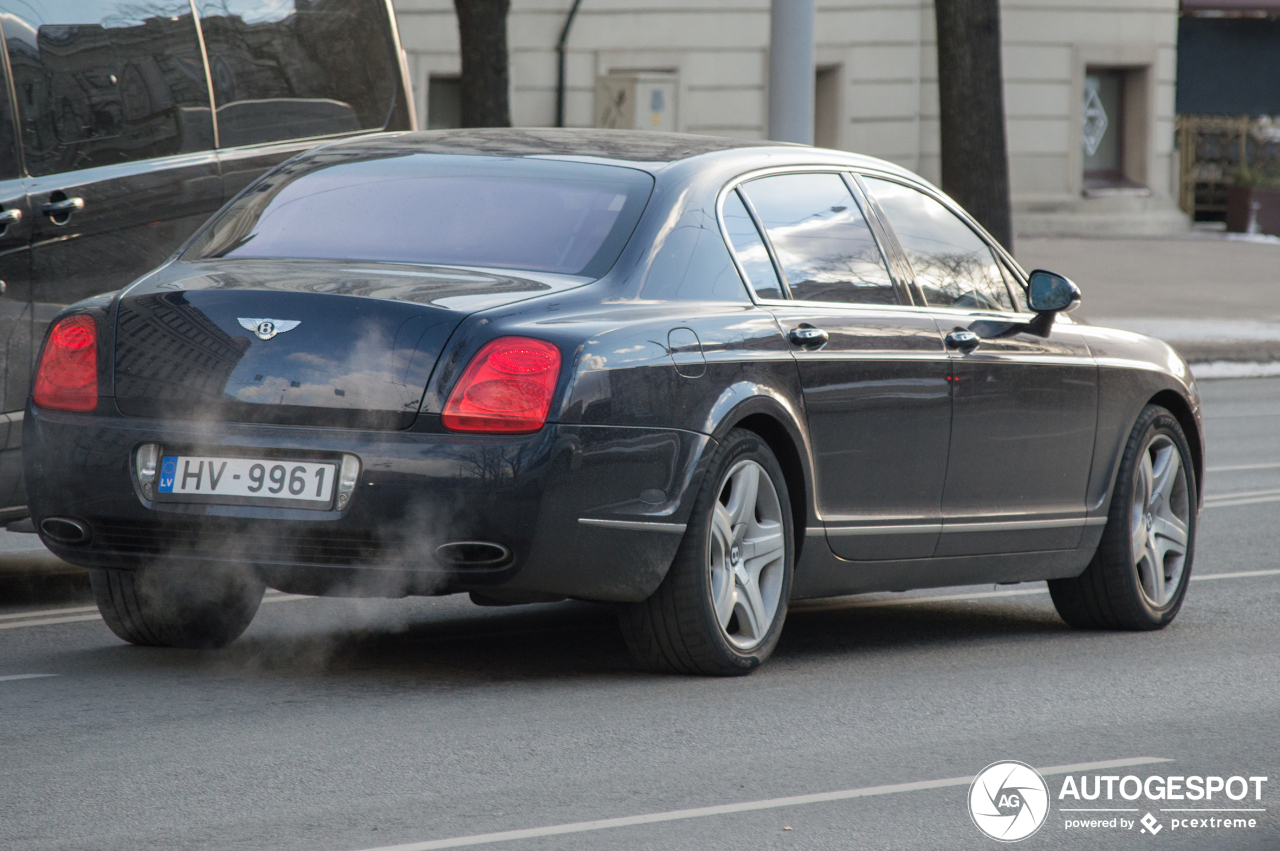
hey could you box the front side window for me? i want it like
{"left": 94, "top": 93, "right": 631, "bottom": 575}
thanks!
{"left": 185, "top": 154, "right": 654, "bottom": 278}
{"left": 196, "top": 0, "right": 400, "bottom": 147}
{"left": 721, "top": 189, "right": 783, "bottom": 300}
{"left": 862, "top": 177, "right": 1013, "bottom": 311}
{"left": 740, "top": 172, "right": 898, "bottom": 305}
{"left": 4, "top": 1, "right": 215, "bottom": 176}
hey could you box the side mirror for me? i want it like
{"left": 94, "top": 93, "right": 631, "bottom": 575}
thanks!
{"left": 1027, "top": 270, "right": 1081, "bottom": 314}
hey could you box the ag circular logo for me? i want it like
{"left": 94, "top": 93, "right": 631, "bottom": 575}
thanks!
{"left": 968, "top": 761, "right": 1050, "bottom": 842}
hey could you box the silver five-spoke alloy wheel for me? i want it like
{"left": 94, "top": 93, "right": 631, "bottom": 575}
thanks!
{"left": 1130, "top": 433, "right": 1190, "bottom": 608}
{"left": 708, "top": 459, "right": 786, "bottom": 650}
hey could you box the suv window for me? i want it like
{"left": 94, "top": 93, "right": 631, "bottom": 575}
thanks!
{"left": 721, "top": 189, "right": 783, "bottom": 300}
{"left": 3, "top": 1, "right": 215, "bottom": 176}
{"left": 740, "top": 172, "right": 898, "bottom": 305}
{"left": 196, "top": 0, "right": 400, "bottom": 147}
{"left": 862, "top": 177, "right": 1013, "bottom": 311}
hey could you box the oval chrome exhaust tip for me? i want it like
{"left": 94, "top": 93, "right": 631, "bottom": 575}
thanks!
{"left": 40, "top": 517, "right": 91, "bottom": 545}
{"left": 434, "top": 541, "right": 512, "bottom": 568}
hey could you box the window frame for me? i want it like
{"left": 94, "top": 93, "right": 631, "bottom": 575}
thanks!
{"left": 715, "top": 165, "right": 913, "bottom": 309}
{"left": 0, "top": 18, "right": 24, "bottom": 179}
{"left": 852, "top": 171, "right": 1030, "bottom": 317}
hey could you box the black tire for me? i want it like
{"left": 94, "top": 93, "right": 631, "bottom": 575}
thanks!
{"left": 620, "top": 429, "right": 794, "bottom": 675}
{"left": 1049, "top": 405, "right": 1197, "bottom": 630}
{"left": 91, "top": 563, "right": 265, "bottom": 649}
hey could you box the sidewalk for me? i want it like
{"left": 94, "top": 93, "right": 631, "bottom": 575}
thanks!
{"left": 1016, "top": 232, "right": 1280, "bottom": 373}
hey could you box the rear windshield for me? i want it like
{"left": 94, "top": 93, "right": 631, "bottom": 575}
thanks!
{"left": 185, "top": 154, "right": 655, "bottom": 278}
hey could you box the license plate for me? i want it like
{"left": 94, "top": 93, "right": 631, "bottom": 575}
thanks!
{"left": 157, "top": 455, "right": 337, "bottom": 509}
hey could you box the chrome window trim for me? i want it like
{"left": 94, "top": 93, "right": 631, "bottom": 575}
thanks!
{"left": 714, "top": 164, "right": 910, "bottom": 308}
{"left": 188, "top": 0, "right": 220, "bottom": 149}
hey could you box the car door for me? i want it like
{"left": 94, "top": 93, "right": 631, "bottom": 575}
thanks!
{"left": 860, "top": 175, "right": 1098, "bottom": 556}
{"left": 6, "top": 1, "right": 222, "bottom": 318}
{"left": 0, "top": 34, "right": 33, "bottom": 512}
{"left": 727, "top": 171, "right": 952, "bottom": 560}
{"left": 194, "top": 0, "right": 413, "bottom": 198}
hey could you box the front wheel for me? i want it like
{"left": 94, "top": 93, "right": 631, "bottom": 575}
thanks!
{"left": 1049, "top": 404, "right": 1197, "bottom": 630}
{"left": 620, "top": 429, "right": 794, "bottom": 675}
{"left": 91, "top": 563, "right": 265, "bottom": 648}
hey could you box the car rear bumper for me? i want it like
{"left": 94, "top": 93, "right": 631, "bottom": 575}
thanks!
{"left": 24, "top": 407, "right": 711, "bottom": 602}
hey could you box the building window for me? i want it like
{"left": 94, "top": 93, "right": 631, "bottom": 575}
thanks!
{"left": 1083, "top": 67, "right": 1150, "bottom": 194}
{"left": 428, "top": 76, "right": 461, "bottom": 130}
{"left": 815, "top": 66, "right": 840, "bottom": 149}
{"left": 1083, "top": 71, "right": 1123, "bottom": 181}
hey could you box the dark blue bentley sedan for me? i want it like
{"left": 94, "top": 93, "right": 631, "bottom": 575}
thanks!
{"left": 25, "top": 130, "right": 1202, "bottom": 675}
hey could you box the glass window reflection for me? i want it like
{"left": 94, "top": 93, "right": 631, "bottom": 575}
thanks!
{"left": 3, "top": 1, "right": 214, "bottom": 175}
{"left": 741, "top": 173, "right": 898, "bottom": 305}
{"left": 863, "top": 177, "right": 1013, "bottom": 311}
{"left": 721, "top": 189, "right": 783, "bottom": 300}
{"left": 195, "top": 0, "right": 398, "bottom": 147}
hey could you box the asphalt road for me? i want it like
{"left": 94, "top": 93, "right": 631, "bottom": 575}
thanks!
{"left": 1, "top": 378, "right": 1278, "bottom": 851}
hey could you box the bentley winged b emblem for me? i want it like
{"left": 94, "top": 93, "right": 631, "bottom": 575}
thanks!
{"left": 238, "top": 318, "right": 301, "bottom": 341}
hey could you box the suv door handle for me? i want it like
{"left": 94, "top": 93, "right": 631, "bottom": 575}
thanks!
{"left": 788, "top": 325, "right": 829, "bottom": 348}
{"left": 0, "top": 209, "right": 21, "bottom": 226}
{"left": 42, "top": 197, "right": 85, "bottom": 217}
{"left": 944, "top": 330, "right": 980, "bottom": 354}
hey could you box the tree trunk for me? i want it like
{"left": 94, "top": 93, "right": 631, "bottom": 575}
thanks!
{"left": 934, "top": 0, "right": 1013, "bottom": 251}
{"left": 454, "top": 0, "right": 511, "bottom": 128}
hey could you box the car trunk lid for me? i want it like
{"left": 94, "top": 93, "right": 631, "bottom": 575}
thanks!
{"left": 113, "top": 260, "right": 573, "bottom": 429}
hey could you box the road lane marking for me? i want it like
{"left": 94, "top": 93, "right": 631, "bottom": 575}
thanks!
{"left": 0, "top": 673, "right": 58, "bottom": 682}
{"left": 1204, "top": 492, "right": 1280, "bottom": 508}
{"left": 0, "top": 614, "right": 104, "bottom": 631}
{"left": 0, "top": 605, "right": 97, "bottom": 622}
{"left": 349, "top": 757, "right": 1173, "bottom": 851}
{"left": 0, "top": 592, "right": 310, "bottom": 631}
{"left": 1206, "top": 461, "right": 1280, "bottom": 472}
{"left": 1204, "top": 486, "right": 1280, "bottom": 500}
{"left": 260, "top": 593, "right": 310, "bottom": 605}
{"left": 1191, "top": 568, "right": 1280, "bottom": 581}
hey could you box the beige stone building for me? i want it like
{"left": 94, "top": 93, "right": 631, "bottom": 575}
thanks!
{"left": 391, "top": 0, "right": 1189, "bottom": 236}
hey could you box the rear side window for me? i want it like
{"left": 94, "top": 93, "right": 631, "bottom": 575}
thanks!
{"left": 3, "top": 2, "right": 215, "bottom": 176}
{"left": 740, "top": 173, "right": 898, "bottom": 305}
{"left": 862, "top": 177, "right": 1013, "bottom": 311}
{"left": 196, "top": 0, "right": 400, "bottom": 147}
{"left": 185, "top": 154, "right": 654, "bottom": 278}
{"left": 721, "top": 189, "right": 783, "bottom": 300}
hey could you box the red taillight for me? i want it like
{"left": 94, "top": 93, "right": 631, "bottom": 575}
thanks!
{"left": 33, "top": 315, "right": 98, "bottom": 412}
{"left": 442, "top": 337, "right": 562, "bottom": 433}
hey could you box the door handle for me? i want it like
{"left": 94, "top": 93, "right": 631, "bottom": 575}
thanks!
{"left": 788, "top": 325, "right": 829, "bottom": 348}
{"left": 944, "top": 330, "right": 980, "bottom": 354}
{"left": 42, "top": 197, "right": 85, "bottom": 217}
{"left": 0, "top": 208, "right": 21, "bottom": 227}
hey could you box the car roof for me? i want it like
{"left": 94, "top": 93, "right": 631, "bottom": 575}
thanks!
{"left": 317, "top": 128, "right": 921, "bottom": 180}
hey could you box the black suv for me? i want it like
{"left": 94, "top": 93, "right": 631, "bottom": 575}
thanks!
{"left": 0, "top": 0, "right": 414, "bottom": 521}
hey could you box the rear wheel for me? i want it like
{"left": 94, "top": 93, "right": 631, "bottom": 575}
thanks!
{"left": 1049, "top": 405, "right": 1196, "bottom": 630}
{"left": 91, "top": 563, "right": 265, "bottom": 649}
{"left": 620, "top": 429, "right": 793, "bottom": 675}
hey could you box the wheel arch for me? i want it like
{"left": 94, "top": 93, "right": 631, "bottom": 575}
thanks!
{"left": 710, "top": 397, "right": 813, "bottom": 562}
{"left": 1149, "top": 389, "right": 1204, "bottom": 504}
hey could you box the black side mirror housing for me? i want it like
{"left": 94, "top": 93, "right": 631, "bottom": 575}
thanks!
{"left": 1027, "top": 269, "right": 1082, "bottom": 314}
